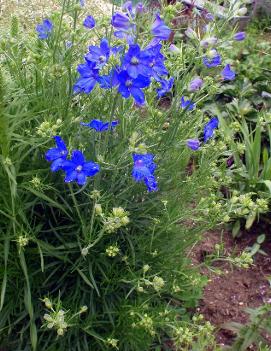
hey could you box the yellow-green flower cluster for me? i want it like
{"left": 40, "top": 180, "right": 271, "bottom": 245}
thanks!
{"left": 43, "top": 309, "right": 68, "bottom": 336}
{"left": 103, "top": 207, "right": 130, "bottom": 233}
{"left": 36, "top": 119, "right": 62, "bottom": 137}
{"left": 106, "top": 245, "right": 120, "bottom": 257}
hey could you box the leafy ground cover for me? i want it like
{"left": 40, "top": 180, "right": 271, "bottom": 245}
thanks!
{"left": 0, "top": 0, "right": 271, "bottom": 350}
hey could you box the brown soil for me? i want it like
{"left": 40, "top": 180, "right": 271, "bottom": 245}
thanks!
{"left": 190, "top": 224, "right": 271, "bottom": 348}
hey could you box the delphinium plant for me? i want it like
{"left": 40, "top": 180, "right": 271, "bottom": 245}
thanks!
{"left": 0, "top": 1, "right": 234, "bottom": 350}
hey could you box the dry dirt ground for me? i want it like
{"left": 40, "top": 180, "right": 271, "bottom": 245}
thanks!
{"left": 190, "top": 225, "right": 271, "bottom": 348}
{"left": 0, "top": 0, "right": 113, "bottom": 27}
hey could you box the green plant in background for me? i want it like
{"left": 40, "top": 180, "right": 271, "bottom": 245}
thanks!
{"left": 223, "top": 303, "right": 271, "bottom": 351}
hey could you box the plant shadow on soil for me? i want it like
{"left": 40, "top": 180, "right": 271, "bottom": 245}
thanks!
{"left": 189, "top": 223, "right": 271, "bottom": 348}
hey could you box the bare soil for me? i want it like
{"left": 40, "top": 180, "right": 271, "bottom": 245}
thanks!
{"left": 190, "top": 224, "right": 271, "bottom": 347}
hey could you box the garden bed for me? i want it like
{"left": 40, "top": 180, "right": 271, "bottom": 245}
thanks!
{"left": 191, "top": 227, "right": 271, "bottom": 348}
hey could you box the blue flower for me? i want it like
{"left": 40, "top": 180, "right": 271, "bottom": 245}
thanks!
{"left": 83, "top": 15, "right": 95, "bottom": 29}
{"left": 180, "top": 97, "right": 195, "bottom": 110}
{"left": 36, "top": 19, "right": 53, "bottom": 40}
{"left": 74, "top": 61, "right": 99, "bottom": 94}
{"left": 132, "top": 154, "right": 158, "bottom": 192}
{"left": 234, "top": 32, "right": 246, "bottom": 41}
{"left": 45, "top": 136, "right": 68, "bottom": 171}
{"left": 80, "top": 0, "right": 85, "bottom": 6}
{"left": 203, "top": 117, "right": 219, "bottom": 142}
{"left": 157, "top": 77, "right": 174, "bottom": 98}
{"left": 122, "top": 44, "right": 152, "bottom": 78}
{"left": 203, "top": 50, "right": 222, "bottom": 68}
{"left": 144, "top": 44, "right": 168, "bottom": 81}
{"left": 85, "top": 38, "right": 110, "bottom": 69}
{"left": 221, "top": 64, "right": 235, "bottom": 81}
{"left": 117, "top": 70, "right": 150, "bottom": 104}
{"left": 150, "top": 14, "right": 171, "bottom": 46}
{"left": 187, "top": 139, "right": 200, "bottom": 150}
{"left": 62, "top": 150, "right": 100, "bottom": 185}
{"left": 189, "top": 77, "right": 203, "bottom": 92}
{"left": 111, "top": 12, "right": 136, "bottom": 44}
{"left": 80, "top": 119, "right": 119, "bottom": 131}
{"left": 98, "top": 67, "right": 120, "bottom": 89}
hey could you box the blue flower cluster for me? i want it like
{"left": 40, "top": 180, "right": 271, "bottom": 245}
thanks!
{"left": 73, "top": 4, "right": 172, "bottom": 105}
{"left": 46, "top": 137, "right": 100, "bottom": 186}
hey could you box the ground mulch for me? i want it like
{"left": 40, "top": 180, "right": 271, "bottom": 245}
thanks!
{"left": 190, "top": 224, "right": 271, "bottom": 348}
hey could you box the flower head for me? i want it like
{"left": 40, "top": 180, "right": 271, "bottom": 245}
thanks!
{"left": 83, "top": 15, "right": 95, "bottom": 29}
{"left": 144, "top": 44, "right": 168, "bottom": 81}
{"left": 203, "top": 117, "right": 219, "bottom": 142}
{"left": 221, "top": 64, "right": 235, "bottom": 81}
{"left": 180, "top": 97, "right": 195, "bottom": 110}
{"left": 157, "top": 77, "right": 174, "bottom": 98}
{"left": 150, "top": 14, "right": 171, "bottom": 46}
{"left": 132, "top": 154, "right": 158, "bottom": 192}
{"left": 80, "top": 119, "right": 119, "bottom": 131}
{"left": 36, "top": 19, "right": 53, "bottom": 40}
{"left": 45, "top": 136, "right": 68, "bottom": 171}
{"left": 187, "top": 139, "right": 200, "bottom": 150}
{"left": 122, "top": 44, "right": 152, "bottom": 79}
{"left": 233, "top": 32, "right": 246, "bottom": 41}
{"left": 85, "top": 38, "right": 110, "bottom": 69}
{"left": 117, "top": 70, "right": 150, "bottom": 105}
{"left": 189, "top": 77, "right": 203, "bottom": 92}
{"left": 62, "top": 150, "right": 100, "bottom": 185}
{"left": 74, "top": 61, "right": 99, "bottom": 94}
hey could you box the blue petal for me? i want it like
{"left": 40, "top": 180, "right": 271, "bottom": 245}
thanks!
{"left": 64, "top": 170, "right": 77, "bottom": 183}
{"left": 77, "top": 172, "right": 87, "bottom": 185}
{"left": 83, "top": 161, "right": 100, "bottom": 176}
{"left": 118, "top": 84, "right": 130, "bottom": 98}
{"left": 71, "top": 150, "right": 85, "bottom": 165}
{"left": 50, "top": 158, "right": 65, "bottom": 171}
{"left": 131, "top": 87, "right": 145, "bottom": 104}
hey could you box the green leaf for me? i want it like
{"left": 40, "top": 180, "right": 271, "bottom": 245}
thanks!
{"left": 257, "top": 234, "right": 266, "bottom": 244}
{"left": 232, "top": 220, "right": 241, "bottom": 238}
{"left": 245, "top": 213, "right": 256, "bottom": 230}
